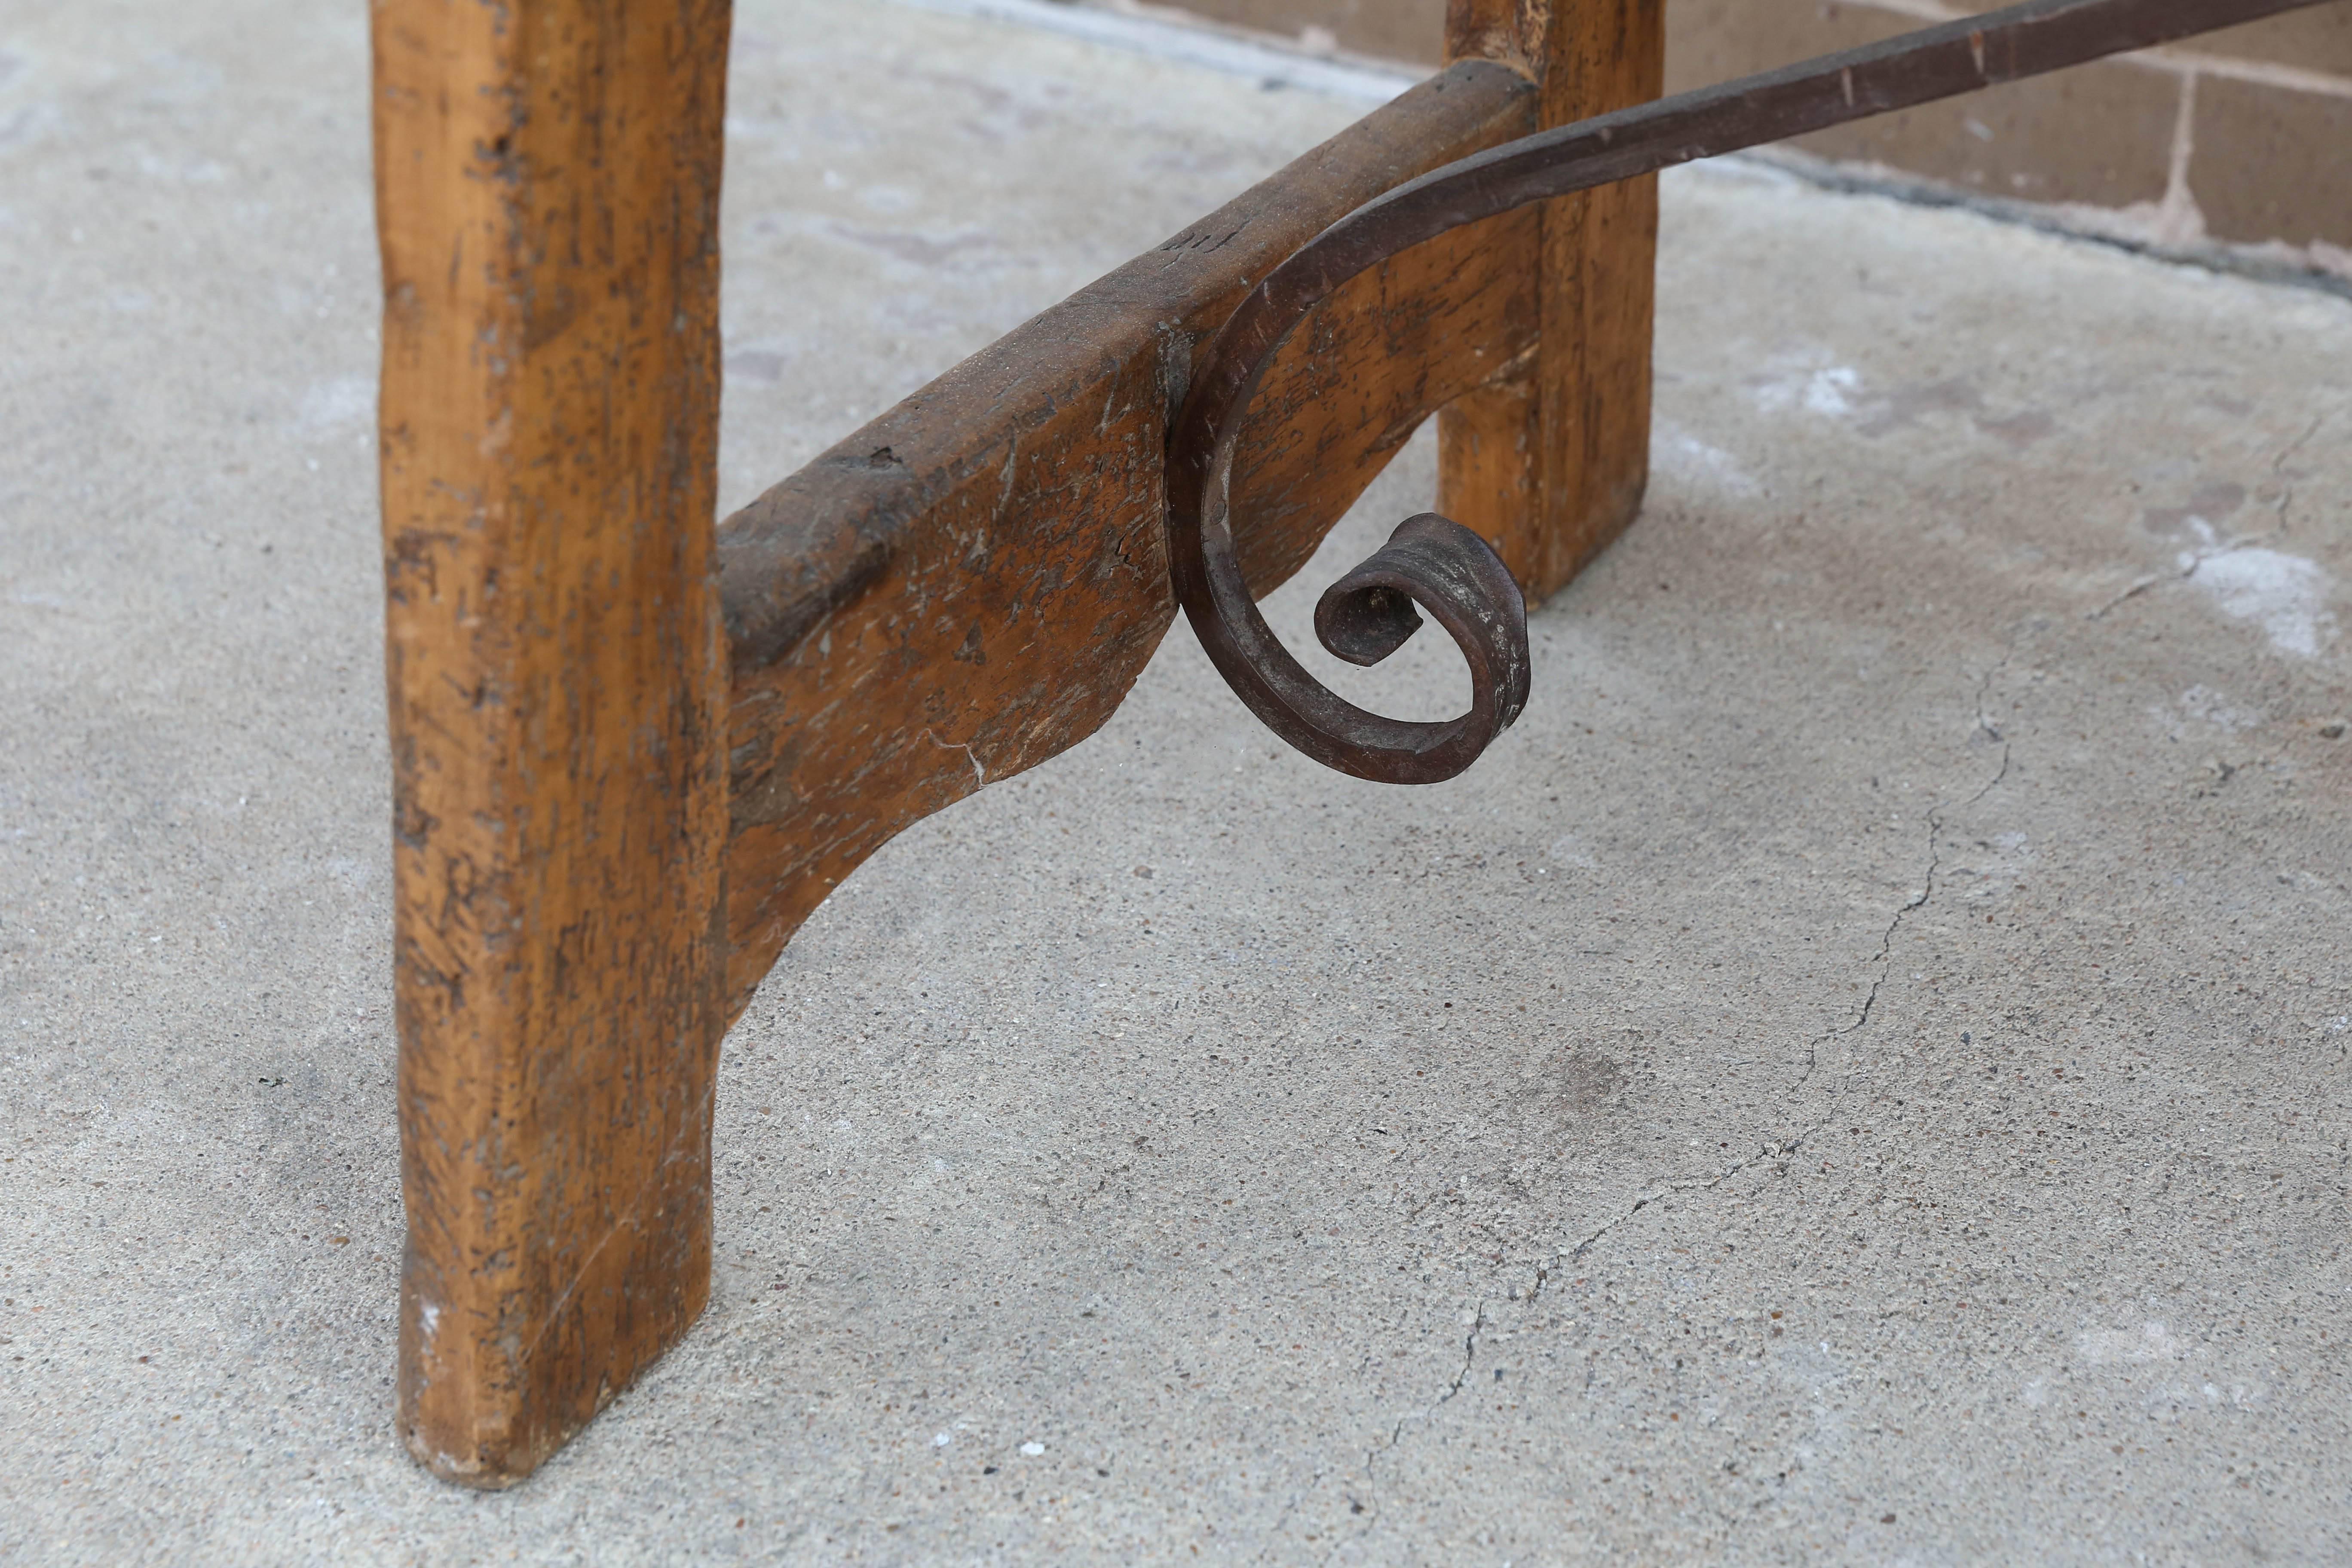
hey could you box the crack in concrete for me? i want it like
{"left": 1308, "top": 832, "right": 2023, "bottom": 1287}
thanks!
{"left": 2262, "top": 412, "right": 2326, "bottom": 536}
{"left": 1323, "top": 637, "right": 2320, "bottom": 1547}
{"left": 1334, "top": 646, "right": 2024, "bottom": 1551}
{"left": 1257, "top": 1468, "right": 1329, "bottom": 1566}
{"left": 1326, "top": 1301, "right": 1486, "bottom": 1560}
{"left": 2086, "top": 527, "right": 2291, "bottom": 621}
{"left": 1556, "top": 643, "right": 2018, "bottom": 1282}
{"left": 2275, "top": 411, "right": 2327, "bottom": 477}
{"left": 1360, "top": 1301, "right": 1484, "bottom": 1468}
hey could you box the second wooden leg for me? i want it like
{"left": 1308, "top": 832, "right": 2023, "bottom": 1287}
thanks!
{"left": 1439, "top": 0, "right": 1664, "bottom": 606}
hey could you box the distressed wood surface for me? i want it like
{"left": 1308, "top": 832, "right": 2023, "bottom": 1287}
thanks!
{"left": 717, "top": 61, "right": 1540, "bottom": 1018}
{"left": 1437, "top": 0, "right": 1665, "bottom": 602}
{"left": 375, "top": 0, "right": 732, "bottom": 1487}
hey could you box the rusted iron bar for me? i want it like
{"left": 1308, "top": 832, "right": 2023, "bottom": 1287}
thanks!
{"left": 1167, "top": 0, "right": 2331, "bottom": 786}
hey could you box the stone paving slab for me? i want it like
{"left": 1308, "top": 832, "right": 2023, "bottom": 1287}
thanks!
{"left": 3, "top": 0, "right": 2349, "bottom": 1562}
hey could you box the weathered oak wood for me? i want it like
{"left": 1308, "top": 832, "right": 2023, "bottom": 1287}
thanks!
{"left": 375, "top": 0, "right": 732, "bottom": 1486}
{"left": 717, "top": 61, "right": 1540, "bottom": 1017}
{"left": 1437, "top": 0, "right": 1665, "bottom": 602}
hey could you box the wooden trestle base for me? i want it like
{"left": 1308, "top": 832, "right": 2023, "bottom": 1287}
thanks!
{"left": 373, "top": 0, "right": 1662, "bottom": 1486}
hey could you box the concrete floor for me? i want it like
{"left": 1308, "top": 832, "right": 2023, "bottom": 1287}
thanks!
{"left": 4, "top": 0, "right": 2351, "bottom": 1562}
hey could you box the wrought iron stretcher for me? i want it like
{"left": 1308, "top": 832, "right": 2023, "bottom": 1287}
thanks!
{"left": 1169, "top": 0, "right": 2334, "bottom": 785}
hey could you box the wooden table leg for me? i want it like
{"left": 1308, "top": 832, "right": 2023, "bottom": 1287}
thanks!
{"left": 1437, "top": 0, "right": 1665, "bottom": 604}
{"left": 374, "top": 0, "right": 734, "bottom": 1487}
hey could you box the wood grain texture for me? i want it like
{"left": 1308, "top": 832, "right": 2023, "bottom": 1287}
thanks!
{"left": 1441, "top": 0, "right": 1546, "bottom": 76}
{"left": 717, "top": 62, "right": 1540, "bottom": 1018}
{"left": 1434, "top": 352, "right": 1540, "bottom": 580}
{"left": 1438, "top": 0, "right": 1664, "bottom": 603}
{"left": 374, "top": 0, "right": 732, "bottom": 1487}
{"left": 1532, "top": 0, "right": 1664, "bottom": 592}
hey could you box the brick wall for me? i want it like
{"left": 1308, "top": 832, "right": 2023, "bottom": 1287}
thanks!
{"left": 1135, "top": 0, "right": 2352, "bottom": 266}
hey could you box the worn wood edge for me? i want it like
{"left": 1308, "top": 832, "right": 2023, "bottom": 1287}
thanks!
{"left": 716, "top": 61, "right": 1542, "bottom": 1017}
{"left": 376, "top": 0, "right": 732, "bottom": 1488}
{"left": 717, "top": 59, "right": 1536, "bottom": 671}
{"left": 1444, "top": 0, "right": 1547, "bottom": 79}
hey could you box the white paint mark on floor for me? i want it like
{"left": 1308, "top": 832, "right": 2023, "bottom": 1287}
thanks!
{"left": 2174, "top": 683, "right": 2260, "bottom": 732}
{"left": 296, "top": 376, "right": 374, "bottom": 433}
{"left": 1654, "top": 421, "right": 1762, "bottom": 496}
{"left": 1752, "top": 360, "right": 1861, "bottom": 418}
{"left": 1548, "top": 834, "right": 1596, "bottom": 869}
{"left": 2193, "top": 547, "right": 2337, "bottom": 658}
{"left": 2076, "top": 1321, "right": 2187, "bottom": 1365}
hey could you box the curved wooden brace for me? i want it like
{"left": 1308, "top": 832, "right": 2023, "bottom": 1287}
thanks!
{"left": 716, "top": 59, "right": 1542, "bottom": 1017}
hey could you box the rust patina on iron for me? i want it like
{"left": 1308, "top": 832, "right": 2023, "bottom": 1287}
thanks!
{"left": 1168, "top": 0, "right": 2331, "bottom": 785}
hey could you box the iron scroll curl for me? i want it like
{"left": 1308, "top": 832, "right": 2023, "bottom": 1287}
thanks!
{"left": 1164, "top": 0, "right": 2317, "bottom": 785}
